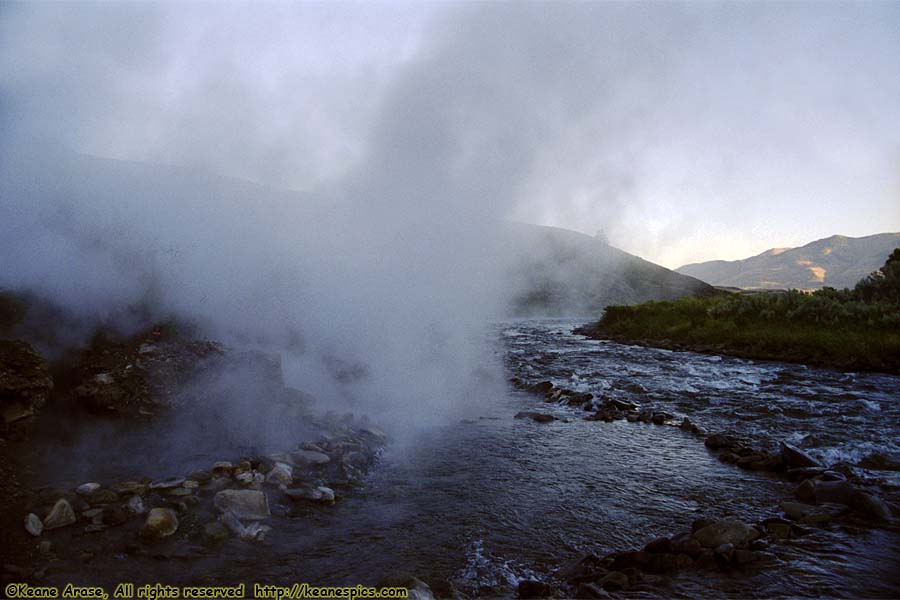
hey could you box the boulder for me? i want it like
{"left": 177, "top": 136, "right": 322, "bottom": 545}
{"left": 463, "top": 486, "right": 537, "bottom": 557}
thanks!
{"left": 213, "top": 489, "right": 270, "bottom": 520}
{"left": 693, "top": 519, "right": 758, "bottom": 548}
{"left": 705, "top": 433, "right": 740, "bottom": 449}
{"left": 265, "top": 462, "right": 294, "bottom": 486}
{"left": 780, "top": 442, "right": 821, "bottom": 469}
{"left": 291, "top": 450, "right": 331, "bottom": 467}
{"left": 24, "top": 514, "right": 43, "bottom": 537}
{"left": 203, "top": 521, "right": 230, "bottom": 542}
{"left": 141, "top": 508, "right": 178, "bottom": 538}
{"left": 44, "top": 499, "right": 77, "bottom": 530}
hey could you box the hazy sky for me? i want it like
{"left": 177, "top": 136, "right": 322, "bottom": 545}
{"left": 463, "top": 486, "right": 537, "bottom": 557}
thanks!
{"left": 3, "top": 1, "right": 899, "bottom": 268}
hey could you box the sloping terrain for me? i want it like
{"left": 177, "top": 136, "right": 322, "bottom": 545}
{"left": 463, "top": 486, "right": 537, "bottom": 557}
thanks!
{"left": 677, "top": 233, "right": 900, "bottom": 290}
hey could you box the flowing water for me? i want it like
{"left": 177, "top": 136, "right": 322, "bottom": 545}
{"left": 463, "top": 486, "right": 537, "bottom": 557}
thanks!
{"left": 37, "top": 319, "right": 900, "bottom": 597}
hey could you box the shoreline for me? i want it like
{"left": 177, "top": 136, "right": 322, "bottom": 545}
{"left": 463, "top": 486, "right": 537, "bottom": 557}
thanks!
{"left": 573, "top": 321, "right": 900, "bottom": 377}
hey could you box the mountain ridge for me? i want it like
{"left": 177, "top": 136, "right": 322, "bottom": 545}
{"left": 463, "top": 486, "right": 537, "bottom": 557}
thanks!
{"left": 676, "top": 233, "right": 900, "bottom": 290}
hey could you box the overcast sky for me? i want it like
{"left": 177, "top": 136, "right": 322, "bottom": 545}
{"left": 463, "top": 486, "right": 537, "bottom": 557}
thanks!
{"left": 3, "top": 1, "right": 899, "bottom": 268}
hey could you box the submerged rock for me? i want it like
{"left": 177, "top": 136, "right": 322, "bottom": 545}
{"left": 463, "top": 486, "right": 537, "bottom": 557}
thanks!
{"left": 514, "top": 411, "right": 557, "bottom": 423}
{"left": 141, "top": 508, "right": 179, "bottom": 538}
{"left": 284, "top": 486, "right": 336, "bottom": 504}
{"left": 44, "top": 499, "right": 77, "bottom": 530}
{"left": 693, "top": 519, "right": 758, "bottom": 548}
{"left": 213, "top": 489, "right": 270, "bottom": 520}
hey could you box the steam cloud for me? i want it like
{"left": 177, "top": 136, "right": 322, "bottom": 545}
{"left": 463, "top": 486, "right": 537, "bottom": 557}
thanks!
{"left": 2, "top": 2, "right": 899, "bottom": 431}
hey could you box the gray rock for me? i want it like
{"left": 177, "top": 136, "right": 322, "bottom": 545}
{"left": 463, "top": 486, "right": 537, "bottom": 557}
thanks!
{"left": 693, "top": 519, "right": 758, "bottom": 548}
{"left": 150, "top": 477, "right": 186, "bottom": 490}
{"left": 218, "top": 510, "right": 270, "bottom": 542}
{"left": 284, "top": 486, "right": 335, "bottom": 504}
{"left": 780, "top": 442, "right": 821, "bottom": 469}
{"left": 24, "top": 513, "right": 43, "bottom": 537}
{"left": 44, "top": 499, "right": 77, "bottom": 530}
{"left": 213, "top": 489, "right": 270, "bottom": 520}
{"left": 291, "top": 450, "right": 331, "bottom": 467}
{"left": 265, "top": 462, "right": 293, "bottom": 486}
{"left": 141, "top": 508, "right": 178, "bottom": 538}
{"left": 75, "top": 483, "right": 101, "bottom": 496}
{"left": 124, "top": 495, "right": 146, "bottom": 514}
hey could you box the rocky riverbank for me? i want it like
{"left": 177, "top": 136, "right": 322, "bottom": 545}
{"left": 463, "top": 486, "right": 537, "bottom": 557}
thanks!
{"left": 0, "top": 291, "right": 411, "bottom": 592}
{"left": 509, "top": 377, "right": 899, "bottom": 598}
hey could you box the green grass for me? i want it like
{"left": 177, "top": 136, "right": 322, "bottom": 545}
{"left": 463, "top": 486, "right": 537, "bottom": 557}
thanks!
{"left": 579, "top": 294, "right": 900, "bottom": 374}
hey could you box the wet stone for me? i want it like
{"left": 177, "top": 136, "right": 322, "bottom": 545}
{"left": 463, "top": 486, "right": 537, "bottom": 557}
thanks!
{"left": 44, "top": 499, "right": 77, "bottom": 530}
{"left": 24, "top": 513, "right": 43, "bottom": 537}
{"left": 141, "top": 508, "right": 179, "bottom": 538}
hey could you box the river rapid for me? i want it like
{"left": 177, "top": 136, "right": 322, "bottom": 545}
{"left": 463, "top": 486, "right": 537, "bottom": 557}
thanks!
{"left": 36, "top": 318, "right": 900, "bottom": 598}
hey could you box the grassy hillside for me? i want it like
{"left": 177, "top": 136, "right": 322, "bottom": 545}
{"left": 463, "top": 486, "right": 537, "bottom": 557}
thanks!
{"left": 577, "top": 249, "right": 900, "bottom": 373}
{"left": 677, "top": 232, "right": 900, "bottom": 290}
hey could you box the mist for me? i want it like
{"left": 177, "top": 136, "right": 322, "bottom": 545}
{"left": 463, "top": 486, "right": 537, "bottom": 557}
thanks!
{"left": 2, "top": 1, "right": 900, "bottom": 433}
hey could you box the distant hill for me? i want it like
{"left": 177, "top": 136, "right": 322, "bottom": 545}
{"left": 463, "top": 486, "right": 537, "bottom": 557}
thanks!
{"left": 503, "top": 224, "right": 715, "bottom": 316}
{"left": 676, "top": 233, "right": 900, "bottom": 290}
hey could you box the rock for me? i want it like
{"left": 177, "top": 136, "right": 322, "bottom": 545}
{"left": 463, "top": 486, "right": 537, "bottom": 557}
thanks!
{"left": 150, "top": 477, "right": 186, "bottom": 490}
{"left": 284, "top": 486, "right": 336, "bottom": 504}
{"left": 650, "top": 412, "right": 670, "bottom": 425}
{"left": 764, "top": 519, "right": 792, "bottom": 540}
{"left": 203, "top": 521, "right": 230, "bottom": 542}
{"left": 141, "top": 508, "right": 179, "bottom": 538}
{"left": 786, "top": 467, "right": 826, "bottom": 481}
{"left": 670, "top": 533, "right": 702, "bottom": 558}
{"left": 855, "top": 491, "right": 893, "bottom": 521}
{"left": 680, "top": 417, "right": 693, "bottom": 430}
{"left": 44, "top": 499, "right": 77, "bottom": 530}
{"left": 530, "top": 381, "right": 554, "bottom": 394}
{"left": 646, "top": 553, "right": 680, "bottom": 573}
{"left": 780, "top": 501, "right": 847, "bottom": 523}
{"left": 609, "top": 551, "right": 651, "bottom": 571}
{"left": 858, "top": 451, "right": 900, "bottom": 472}
{"left": 265, "top": 462, "right": 293, "bottom": 486}
{"left": 0, "top": 339, "right": 52, "bottom": 427}
{"left": 734, "top": 549, "right": 757, "bottom": 564}
{"left": 124, "top": 495, "right": 146, "bottom": 514}
{"left": 218, "top": 510, "right": 271, "bottom": 542}
{"left": 212, "top": 462, "right": 234, "bottom": 476}
{"left": 813, "top": 480, "right": 859, "bottom": 506}
{"left": 567, "top": 393, "right": 593, "bottom": 406}
{"left": 514, "top": 411, "right": 557, "bottom": 423}
{"left": 213, "top": 489, "right": 270, "bottom": 520}
{"left": 114, "top": 481, "right": 148, "bottom": 496}
{"left": 574, "top": 583, "right": 610, "bottom": 599}
{"left": 705, "top": 433, "right": 740, "bottom": 449}
{"left": 693, "top": 519, "right": 758, "bottom": 548}
{"left": 780, "top": 442, "right": 821, "bottom": 469}
{"left": 377, "top": 575, "right": 436, "bottom": 600}
{"left": 76, "top": 483, "right": 101, "bottom": 496}
{"left": 643, "top": 537, "right": 673, "bottom": 554}
{"left": 291, "top": 450, "right": 331, "bottom": 467}
{"left": 598, "top": 571, "right": 629, "bottom": 591}
{"left": 24, "top": 513, "right": 43, "bottom": 537}
{"left": 691, "top": 518, "right": 712, "bottom": 533}
{"left": 795, "top": 479, "right": 817, "bottom": 503}
{"left": 517, "top": 580, "right": 553, "bottom": 598}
